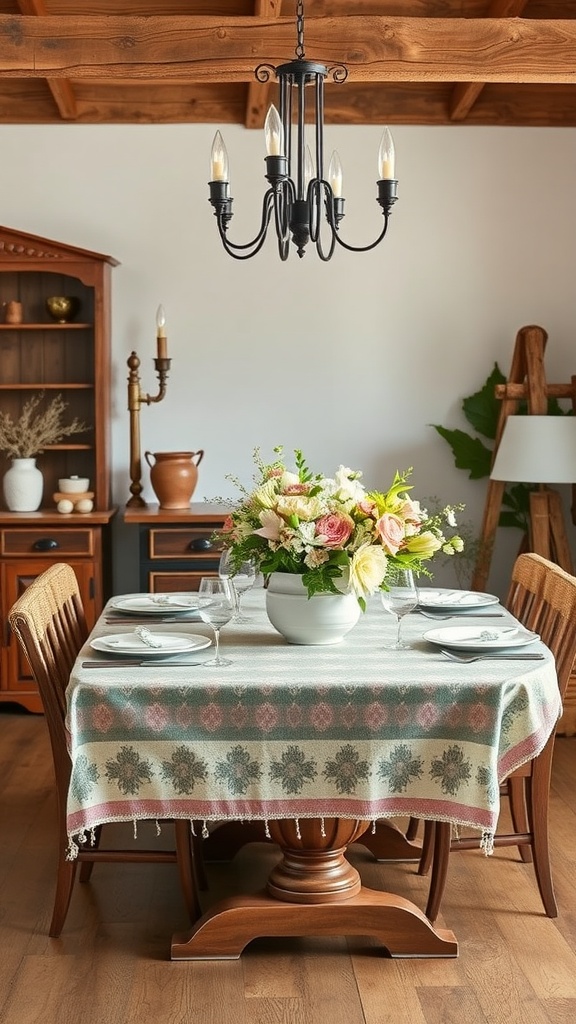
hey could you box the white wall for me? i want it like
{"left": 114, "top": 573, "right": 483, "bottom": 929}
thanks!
{"left": 2, "top": 123, "right": 576, "bottom": 594}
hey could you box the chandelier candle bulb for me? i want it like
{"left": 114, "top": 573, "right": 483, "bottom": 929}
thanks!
{"left": 155, "top": 304, "right": 167, "bottom": 360}
{"left": 328, "top": 152, "right": 343, "bottom": 198}
{"left": 378, "top": 127, "right": 396, "bottom": 180}
{"left": 210, "top": 131, "right": 229, "bottom": 182}
{"left": 264, "top": 105, "right": 284, "bottom": 157}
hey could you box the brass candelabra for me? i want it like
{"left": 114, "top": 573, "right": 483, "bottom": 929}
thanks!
{"left": 126, "top": 306, "right": 171, "bottom": 507}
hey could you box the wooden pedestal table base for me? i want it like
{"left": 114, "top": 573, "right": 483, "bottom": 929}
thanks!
{"left": 170, "top": 818, "right": 457, "bottom": 960}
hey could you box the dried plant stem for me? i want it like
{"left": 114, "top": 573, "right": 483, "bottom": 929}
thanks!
{"left": 0, "top": 392, "right": 88, "bottom": 459}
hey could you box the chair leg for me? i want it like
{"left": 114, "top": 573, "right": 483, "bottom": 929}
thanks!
{"left": 405, "top": 816, "right": 420, "bottom": 841}
{"left": 78, "top": 824, "right": 103, "bottom": 881}
{"left": 425, "top": 821, "right": 452, "bottom": 923}
{"left": 175, "top": 820, "right": 202, "bottom": 923}
{"left": 418, "top": 819, "right": 435, "bottom": 875}
{"left": 527, "top": 752, "right": 558, "bottom": 917}
{"left": 506, "top": 777, "right": 532, "bottom": 863}
{"left": 50, "top": 856, "right": 79, "bottom": 937}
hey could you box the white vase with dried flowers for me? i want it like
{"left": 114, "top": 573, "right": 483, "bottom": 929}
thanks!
{"left": 0, "top": 393, "right": 88, "bottom": 512}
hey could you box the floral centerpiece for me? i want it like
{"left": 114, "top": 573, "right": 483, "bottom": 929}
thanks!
{"left": 220, "top": 447, "right": 463, "bottom": 609}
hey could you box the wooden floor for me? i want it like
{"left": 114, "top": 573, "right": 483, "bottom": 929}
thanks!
{"left": 1, "top": 706, "right": 576, "bottom": 1024}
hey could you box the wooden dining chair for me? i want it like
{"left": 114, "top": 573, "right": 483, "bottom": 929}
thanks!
{"left": 419, "top": 552, "right": 576, "bottom": 923}
{"left": 8, "top": 562, "right": 201, "bottom": 937}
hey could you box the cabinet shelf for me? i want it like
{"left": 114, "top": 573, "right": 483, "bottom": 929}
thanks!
{"left": 0, "top": 322, "right": 92, "bottom": 330}
{"left": 0, "top": 383, "right": 95, "bottom": 391}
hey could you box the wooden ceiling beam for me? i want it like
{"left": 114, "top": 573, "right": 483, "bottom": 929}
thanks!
{"left": 448, "top": 0, "right": 531, "bottom": 121}
{"left": 244, "top": 0, "right": 280, "bottom": 129}
{"left": 16, "top": 0, "right": 78, "bottom": 120}
{"left": 2, "top": 15, "right": 576, "bottom": 84}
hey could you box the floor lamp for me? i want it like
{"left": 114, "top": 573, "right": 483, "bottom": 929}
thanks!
{"left": 489, "top": 415, "right": 576, "bottom": 574}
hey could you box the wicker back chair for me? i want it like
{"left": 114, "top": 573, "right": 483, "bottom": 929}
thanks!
{"left": 422, "top": 552, "right": 576, "bottom": 922}
{"left": 9, "top": 562, "right": 200, "bottom": 937}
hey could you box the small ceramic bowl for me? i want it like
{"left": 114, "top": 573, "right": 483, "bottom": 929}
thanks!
{"left": 46, "top": 296, "right": 80, "bottom": 323}
{"left": 58, "top": 476, "right": 89, "bottom": 493}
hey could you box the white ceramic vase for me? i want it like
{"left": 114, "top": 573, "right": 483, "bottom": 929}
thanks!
{"left": 2, "top": 457, "right": 43, "bottom": 512}
{"left": 265, "top": 571, "right": 361, "bottom": 645}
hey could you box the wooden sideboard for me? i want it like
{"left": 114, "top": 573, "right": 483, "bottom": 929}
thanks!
{"left": 124, "top": 503, "right": 229, "bottom": 593}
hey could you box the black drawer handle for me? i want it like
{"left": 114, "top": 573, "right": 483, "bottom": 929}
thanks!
{"left": 33, "top": 538, "right": 60, "bottom": 551}
{"left": 189, "top": 537, "right": 213, "bottom": 552}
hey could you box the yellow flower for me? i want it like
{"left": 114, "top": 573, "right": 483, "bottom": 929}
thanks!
{"left": 404, "top": 531, "right": 442, "bottom": 558}
{"left": 251, "top": 479, "right": 280, "bottom": 510}
{"left": 349, "top": 544, "right": 388, "bottom": 599}
{"left": 276, "top": 495, "right": 324, "bottom": 521}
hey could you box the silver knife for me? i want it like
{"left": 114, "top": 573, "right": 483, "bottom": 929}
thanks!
{"left": 81, "top": 660, "right": 203, "bottom": 668}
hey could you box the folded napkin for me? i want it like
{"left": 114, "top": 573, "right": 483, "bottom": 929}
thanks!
{"left": 109, "top": 631, "right": 191, "bottom": 651}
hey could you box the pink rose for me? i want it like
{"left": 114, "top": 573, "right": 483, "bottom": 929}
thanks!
{"left": 376, "top": 513, "right": 405, "bottom": 555}
{"left": 315, "top": 513, "right": 354, "bottom": 548}
{"left": 284, "top": 483, "right": 311, "bottom": 495}
{"left": 358, "top": 498, "right": 377, "bottom": 517}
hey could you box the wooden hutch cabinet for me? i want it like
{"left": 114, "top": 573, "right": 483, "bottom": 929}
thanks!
{"left": 0, "top": 226, "right": 118, "bottom": 713}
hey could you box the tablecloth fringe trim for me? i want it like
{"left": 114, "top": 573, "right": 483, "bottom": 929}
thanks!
{"left": 66, "top": 813, "right": 493, "bottom": 861}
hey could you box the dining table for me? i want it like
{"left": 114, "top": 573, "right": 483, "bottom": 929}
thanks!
{"left": 64, "top": 586, "right": 562, "bottom": 960}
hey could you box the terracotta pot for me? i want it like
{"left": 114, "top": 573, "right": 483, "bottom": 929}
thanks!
{"left": 144, "top": 450, "right": 204, "bottom": 509}
{"left": 3, "top": 301, "right": 23, "bottom": 324}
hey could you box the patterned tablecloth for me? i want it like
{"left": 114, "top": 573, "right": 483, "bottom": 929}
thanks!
{"left": 65, "top": 589, "right": 562, "bottom": 852}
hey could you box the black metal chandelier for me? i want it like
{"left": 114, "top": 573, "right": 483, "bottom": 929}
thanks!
{"left": 208, "top": 0, "right": 398, "bottom": 261}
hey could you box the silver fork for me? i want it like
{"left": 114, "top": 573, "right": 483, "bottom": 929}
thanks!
{"left": 440, "top": 649, "right": 544, "bottom": 664}
{"left": 417, "top": 609, "right": 504, "bottom": 620}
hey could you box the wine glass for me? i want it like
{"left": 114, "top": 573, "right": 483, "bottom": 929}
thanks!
{"left": 380, "top": 569, "right": 418, "bottom": 650}
{"left": 197, "top": 577, "right": 235, "bottom": 666}
{"left": 218, "top": 549, "right": 256, "bottom": 622}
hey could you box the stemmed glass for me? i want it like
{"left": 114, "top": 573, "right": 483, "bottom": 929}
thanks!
{"left": 197, "top": 577, "right": 235, "bottom": 666}
{"left": 218, "top": 549, "right": 256, "bottom": 622}
{"left": 380, "top": 569, "right": 419, "bottom": 650}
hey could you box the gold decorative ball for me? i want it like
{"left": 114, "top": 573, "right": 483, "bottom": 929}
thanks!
{"left": 45, "top": 296, "right": 80, "bottom": 323}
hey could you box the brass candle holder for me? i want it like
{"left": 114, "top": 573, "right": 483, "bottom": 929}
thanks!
{"left": 126, "top": 310, "right": 171, "bottom": 507}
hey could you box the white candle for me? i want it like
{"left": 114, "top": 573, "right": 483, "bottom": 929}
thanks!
{"left": 156, "top": 304, "right": 167, "bottom": 359}
{"left": 328, "top": 151, "right": 343, "bottom": 198}
{"left": 264, "top": 105, "right": 284, "bottom": 157}
{"left": 378, "top": 127, "right": 396, "bottom": 180}
{"left": 210, "top": 131, "right": 229, "bottom": 181}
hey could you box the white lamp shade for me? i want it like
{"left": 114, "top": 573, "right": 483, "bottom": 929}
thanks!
{"left": 490, "top": 416, "right": 576, "bottom": 483}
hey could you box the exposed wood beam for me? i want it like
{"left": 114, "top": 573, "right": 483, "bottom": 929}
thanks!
{"left": 2, "top": 16, "right": 576, "bottom": 84}
{"left": 245, "top": 0, "right": 280, "bottom": 130}
{"left": 16, "top": 0, "right": 78, "bottom": 120}
{"left": 449, "top": 0, "right": 530, "bottom": 121}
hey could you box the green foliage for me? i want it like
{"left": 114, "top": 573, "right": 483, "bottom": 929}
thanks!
{"left": 433, "top": 426, "right": 492, "bottom": 480}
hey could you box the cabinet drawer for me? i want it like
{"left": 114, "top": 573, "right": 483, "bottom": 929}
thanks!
{"left": 148, "top": 571, "right": 217, "bottom": 593}
{"left": 149, "top": 528, "right": 223, "bottom": 561}
{"left": 1, "top": 527, "right": 95, "bottom": 557}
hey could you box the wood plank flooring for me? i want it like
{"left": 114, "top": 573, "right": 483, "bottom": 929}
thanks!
{"left": 1, "top": 706, "right": 575, "bottom": 1024}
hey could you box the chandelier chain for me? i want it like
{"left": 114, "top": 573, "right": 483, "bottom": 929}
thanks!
{"left": 296, "top": 0, "right": 305, "bottom": 59}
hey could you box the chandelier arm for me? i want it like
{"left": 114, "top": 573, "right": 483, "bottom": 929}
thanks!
{"left": 308, "top": 179, "right": 322, "bottom": 243}
{"left": 315, "top": 226, "right": 337, "bottom": 262}
{"left": 272, "top": 180, "right": 295, "bottom": 248}
{"left": 215, "top": 191, "right": 275, "bottom": 254}
{"left": 331, "top": 216, "right": 391, "bottom": 254}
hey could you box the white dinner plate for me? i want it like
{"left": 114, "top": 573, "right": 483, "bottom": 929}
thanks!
{"left": 90, "top": 632, "right": 211, "bottom": 657}
{"left": 109, "top": 594, "right": 201, "bottom": 616}
{"left": 423, "top": 625, "right": 539, "bottom": 651}
{"left": 418, "top": 588, "right": 500, "bottom": 611}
